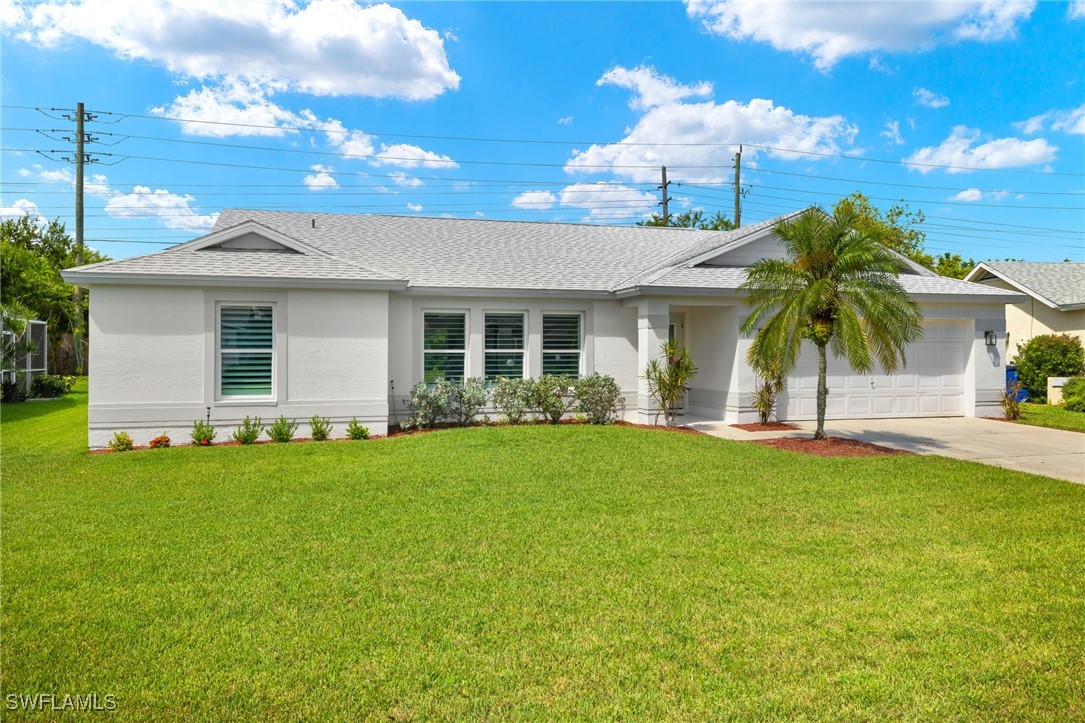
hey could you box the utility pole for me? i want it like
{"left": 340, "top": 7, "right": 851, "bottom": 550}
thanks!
{"left": 733, "top": 145, "right": 742, "bottom": 228}
{"left": 65, "top": 102, "right": 94, "bottom": 373}
{"left": 658, "top": 165, "right": 671, "bottom": 225}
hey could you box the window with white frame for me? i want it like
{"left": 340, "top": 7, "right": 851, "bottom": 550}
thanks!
{"left": 423, "top": 311, "right": 466, "bottom": 382}
{"left": 484, "top": 312, "right": 525, "bottom": 380}
{"left": 219, "top": 304, "right": 274, "bottom": 397}
{"left": 542, "top": 313, "right": 582, "bottom": 377}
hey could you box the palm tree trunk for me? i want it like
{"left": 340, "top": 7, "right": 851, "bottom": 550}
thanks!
{"left": 815, "top": 343, "right": 828, "bottom": 440}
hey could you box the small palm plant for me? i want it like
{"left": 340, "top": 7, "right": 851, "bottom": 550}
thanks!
{"left": 643, "top": 340, "right": 697, "bottom": 426}
{"left": 740, "top": 208, "right": 923, "bottom": 439}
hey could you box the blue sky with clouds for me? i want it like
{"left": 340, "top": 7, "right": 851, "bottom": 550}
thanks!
{"left": 2, "top": 0, "right": 1083, "bottom": 263}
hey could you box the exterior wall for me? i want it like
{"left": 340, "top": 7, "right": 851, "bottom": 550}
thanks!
{"left": 87, "top": 285, "right": 389, "bottom": 448}
{"left": 976, "top": 277, "right": 1085, "bottom": 359}
{"left": 679, "top": 305, "right": 739, "bottom": 420}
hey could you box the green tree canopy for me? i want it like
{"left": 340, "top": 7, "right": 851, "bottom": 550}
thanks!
{"left": 637, "top": 209, "right": 736, "bottom": 231}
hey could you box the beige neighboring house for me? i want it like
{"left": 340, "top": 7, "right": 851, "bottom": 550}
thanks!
{"left": 964, "top": 261, "right": 1085, "bottom": 359}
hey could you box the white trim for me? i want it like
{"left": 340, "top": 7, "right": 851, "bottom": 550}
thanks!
{"left": 169, "top": 220, "right": 334, "bottom": 258}
{"left": 216, "top": 302, "right": 277, "bottom": 403}
{"left": 420, "top": 309, "right": 469, "bottom": 382}
{"left": 62, "top": 271, "right": 407, "bottom": 291}
{"left": 483, "top": 310, "right": 528, "bottom": 380}
{"left": 541, "top": 311, "right": 585, "bottom": 377}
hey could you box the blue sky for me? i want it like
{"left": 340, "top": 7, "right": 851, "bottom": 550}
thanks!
{"left": 2, "top": 0, "right": 1083, "bottom": 263}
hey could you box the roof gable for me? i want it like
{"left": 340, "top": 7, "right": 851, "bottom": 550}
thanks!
{"left": 965, "top": 261, "right": 1085, "bottom": 310}
{"left": 170, "top": 220, "right": 331, "bottom": 258}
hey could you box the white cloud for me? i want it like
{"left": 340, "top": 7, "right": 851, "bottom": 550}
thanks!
{"left": 565, "top": 65, "right": 858, "bottom": 183}
{"left": 557, "top": 116, "right": 574, "bottom": 126}
{"left": 105, "top": 186, "right": 218, "bottom": 230}
{"left": 15, "top": 167, "right": 31, "bottom": 177}
{"left": 388, "top": 171, "right": 423, "bottom": 188}
{"left": 85, "top": 173, "right": 116, "bottom": 196}
{"left": 913, "top": 87, "right": 949, "bottom": 108}
{"left": 684, "top": 0, "right": 1034, "bottom": 70}
{"left": 881, "top": 120, "right": 903, "bottom": 145}
{"left": 558, "top": 182, "right": 657, "bottom": 221}
{"left": 510, "top": 190, "right": 557, "bottom": 210}
{"left": 39, "top": 167, "right": 74, "bottom": 184}
{"left": 303, "top": 165, "right": 339, "bottom": 190}
{"left": 153, "top": 77, "right": 320, "bottom": 137}
{"left": 597, "top": 65, "right": 713, "bottom": 110}
{"left": 10, "top": 0, "right": 459, "bottom": 99}
{"left": 406, "top": 203, "right": 423, "bottom": 212}
{"left": 1071, "top": 0, "right": 1085, "bottom": 19}
{"left": 0, "top": 198, "right": 41, "bottom": 220}
{"left": 904, "top": 126, "right": 1057, "bottom": 173}
{"left": 371, "top": 143, "right": 457, "bottom": 169}
{"left": 17, "top": 164, "right": 115, "bottom": 195}
{"left": 867, "top": 55, "right": 894, "bottom": 74}
{"left": 1015, "top": 105, "right": 1085, "bottom": 135}
{"left": 948, "top": 188, "right": 1010, "bottom": 201}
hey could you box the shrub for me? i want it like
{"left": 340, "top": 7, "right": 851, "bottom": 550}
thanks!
{"left": 404, "top": 381, "right": 450, "bottom": 430}
{"left": 1015, "top": 334, "right": 1085, "bottom": 403}
{"left": 448, "top": 377, "right": 488, "bottom": 424}
{"left": 191, "top": 420, "right": 217, "bottom": 447}
{"left": 492, "top": 377, "right": 535, "bottom": 423}
{"left": 30, "top": 374, "right": 67, "bottom": 398}
{"left": 108, "top": 431, "right": 134, "bottom": 452}
{"left": 643, "top": 340, "right": 697, "bottom": 426}
{"left": 1, "top": 380, "right": 26, "bottom": 404}
{"left": 309, "top": 415, "right": 333, "bottom": 441}
{"left": 1063, "top": 377, "right": 1085, "bottom": 413}
{"left": 346, "top": 417, "right": 370, "bottom": 440}
{"left": 1000, "top": 381, "right": 1023, "bottom": 421}
{"left": 232, "top": 416, "right": 264, "bottom": 445}
{"left": 266, "top": 415, "right": 298, "bottom": 443}
{"left": 149, "top": 432, "right": 171, "bottom": 449}
{"left": 574, "top": 374, "right": 623, "bottom": 425}
{"left": 751, "top": 361, "right": 785, "bottom": 425}
{"left": 60, "top": 375, "right": 77, "bottom": 392}
{"left": 532, "top": 374, "right": 578, "bottom": 424}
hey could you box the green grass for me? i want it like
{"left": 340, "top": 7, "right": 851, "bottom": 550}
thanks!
{"left": 1015, "top": 402, "right": 1085, "bottom": 433}
{"left": 2, "top": 380, "right": 1084, "bottom": 720}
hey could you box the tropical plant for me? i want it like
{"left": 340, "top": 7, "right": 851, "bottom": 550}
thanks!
{"left": 404, "top": 382, "right": 450, "bottom": 430}
{"left": 309, "top": 415, "right": 333, "bottom": 441}
{"left": 191, "top": 420, "right": 217, "bottom": 447}
{"left": 1014, "top": 334, "right": 1085, "bottom": 403}
{"left": 267, "top": 415, "right": 299, "bottom": 443}
{"left": 531, "top": 374, "right": 578, "bottom": 424}
{"left": 447, "top": 377, "right": 488, "bottom": 425}
{"left": 642, "top": 340, "right": 697, "bottom": 426}
{"left": 1000, "top": 381, "right": 1024, "bottom": 421}
{"left": 346, "top": 418, "right": 370, "bottom": 440}
{"left": 149, "top": 433, "right": 171, "bottom": 449}
{"left": 751, "top": 360, "right": 786, "bottom": 425}
{"left": 491, "top": 377, "right": 536, "bottom": 424}
{"left": 574, "top": 373, "right": 624, "bottom": 425}
{"left": 232, "top": 416, "right": 264, "bottom": 445}
{"left": 108, "top": 431, "right": 134, "bottom": 452}
{"left": 30, "top": 374, "right": 68, "bottom": 398}
{"left": 740, "top": 207, "right": 924, "bottom": 440}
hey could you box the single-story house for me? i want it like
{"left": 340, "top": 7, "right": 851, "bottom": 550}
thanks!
{"left": 963, "top": 261, "right": 1085, "bottom": 359}
{"left": 64, "top": 209, "right": 1022, "bottom": 448}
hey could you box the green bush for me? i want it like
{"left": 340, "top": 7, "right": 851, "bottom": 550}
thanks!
{"left": 29, "top": 374, "right": 67, "bottom": 398}
{"left": 309, "top": 415, "right": 333, "bottom": 441}
{"left": 448, "top": 377, "right": 488, "bottom": 424}
{"left": 232, "top": 416, "right": 264, "bottom": 445}
{"left": 346, "top": 418, "right": 369, "bottom": 440}
{"left": 532, "top": 375, "right": 578, "bottom": 424}
{"left": 266, "top": 416, "right": 299, "bottom": 443}
{"left": 191, "top": 420, "right": 217, "bottom": 447}
{"left": 1015, "top": 334, "right": 1085, "bottom": 403}
{"left": 404, "top": 382, "right": 450, "bottom": 430}
{"left": 574, "top": 374, "right": 623, "bottom": 425}
{"left": 492, "top": 377, "right": 535, "bottom": 424}
{"left": 1063, "top": 377, "right": 1085, "bottom": 413}
{"left": 108, "top": 431, "right": 134, "bottom": 452}
{"left": 2, "top": 380, "right": 26, "bottom": 403}
{"left": 60, "top": 375, "right": 77, "bottom": 392}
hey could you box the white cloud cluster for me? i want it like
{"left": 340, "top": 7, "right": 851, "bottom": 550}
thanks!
{"left": 303, "top": 165, "right": 339, "bottom": 190}
{"left": 1015, "top": 105, "right": 1085, "bottom": 135}
{"left": 511, "top": 183, "right": 657, "bottom": 221}
{"left": 881, "top": 120, "right": 904, "bottom": 145}
{"left": 105, "top": 186, "right": 219, "bottom": 230}
{"left": 8, "top": 0, "right": 459, "bottom": 99}
{"left": 0, "top": 198, "right": 41, "bottom": 221}
{"left": 17, "top": 164, "right": 116, "bottom": 195}
{"left": 904, "top": 126, "right": 1057, "bottom": 173}
{"left": 153, "top": 77, "right": 321, "bottom": 138}
{"left": 684, "top": 0, "right": 1035, "bottom": 70}
{"left": 371, "top": 144, "right": 457, "bottom": 169}
{"left": 566, "top": 65, "right": 857, "bottom": 183}
{"left": 913, "top": 87, "right": 949, "bottom": 108}
{"left": 597, "top": 65, "right": 712, "bottom": 110}
{"left": 1072, "top": 0, "right": 1085, "bottom": 19}
{"left": 389, "top": 172, "right": 424, "bottom": 188}
{"left": 406, "top": 203, "right": 423, "bottom": 212}
{"left": 948, "top": 188, "right": 1011, "bottom": 202}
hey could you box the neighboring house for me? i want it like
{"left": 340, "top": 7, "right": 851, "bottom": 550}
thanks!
{"left": 964, "top": 261, "right": 1085, "bottom": 359}
{"left": 63, "top": 210, "right": 1022, "bottom": 448}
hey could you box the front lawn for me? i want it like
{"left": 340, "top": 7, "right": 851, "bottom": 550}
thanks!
{"left": 2, "top": 381, "right": 1083, "bottom": 720}
{"left": 1015, "top": 402, "right": 1085, "bottom": 433}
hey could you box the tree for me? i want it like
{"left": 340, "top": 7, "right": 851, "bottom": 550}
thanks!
{"left": 642, "top": 340, "right": 697, "bottom": 426}
{"left": 637, "top": 209, "right": 736, "bottom": 231}
{"left": 740, "top": 207, "right": 924, "bottom": 439}
{"left": 931, "top": 252, "right": 978, "bottom": 280}
{"left": 832, "top": 192, "right": 932, "bottom": 268}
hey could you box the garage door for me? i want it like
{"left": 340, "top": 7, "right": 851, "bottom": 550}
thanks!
{"left": 781, "top": 320, "right": 970, "bottom": 420}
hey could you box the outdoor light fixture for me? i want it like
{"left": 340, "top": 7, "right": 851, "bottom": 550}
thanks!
{"left": 984, "top": 330, "right": 997, "bottom": 347}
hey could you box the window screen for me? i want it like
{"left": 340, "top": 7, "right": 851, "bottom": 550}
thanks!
{"left": 484, "top": 313, "right": 525, "bottom": 379}
{"left": 542, "top": 314, "right": 581, "bottom": 377}
{"left": 423, "top": 311, "right": 467, "bottom": 382}
{"left": 220, "top": 305, "right": 274, "bottom": 396}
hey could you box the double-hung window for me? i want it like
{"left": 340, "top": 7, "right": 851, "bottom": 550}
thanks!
{"left": 542, "top": 313, "right": 582, "bottom": 377}
{"left": 484, "top": 313, "right": 525, "bottom": 380}
{"left": 423, "top": 311, "right": 466, "bottom": 382}
{"left": 219, "top": 304, "right": 274, "bottom": 397}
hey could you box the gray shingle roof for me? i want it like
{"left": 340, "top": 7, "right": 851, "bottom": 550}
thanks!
{"left": 970, "top": 261, "right": 1085, "bottom": 309}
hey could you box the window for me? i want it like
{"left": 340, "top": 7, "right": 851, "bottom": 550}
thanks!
{"left": 219, "top": 305, "right": 274, "bottom": 397}
{"left": 423, "top": 311, "right": 466, "bottom": 382}
{"left": 484, "top": 313, "right": 525, "bottom": 379}
{"left": 542, "top": 314, "right": 581, "bottom": 377}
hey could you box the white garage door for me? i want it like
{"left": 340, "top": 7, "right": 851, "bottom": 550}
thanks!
{"left": 781, "top": 320, "right": 970, "bottom": 420}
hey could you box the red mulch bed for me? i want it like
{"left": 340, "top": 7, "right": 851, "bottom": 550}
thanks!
{"left": 751, "top": 436, "right": 911, "bottom": 457}
{"left": 731, "top": 422, "right": 799, "bottom": 432}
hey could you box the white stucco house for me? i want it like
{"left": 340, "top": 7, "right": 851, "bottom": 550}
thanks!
{"left": 963, "top": 261, "right": 1085, "bottom": 359}
{"left": 63, "top": 209, "right": 1022, "bottom": 448}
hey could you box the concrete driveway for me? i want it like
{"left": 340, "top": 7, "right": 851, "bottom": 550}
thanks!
{"left": 684, "top": 415, "right": 1085, "bottom": 484}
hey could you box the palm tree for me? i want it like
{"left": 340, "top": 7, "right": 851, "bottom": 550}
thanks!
{"left": 739, "top": 208, "right": 924, "bottom": 439}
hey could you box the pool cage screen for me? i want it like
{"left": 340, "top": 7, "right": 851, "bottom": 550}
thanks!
{"left": 2, "top": 320, "right": 48, "bottom": 391}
